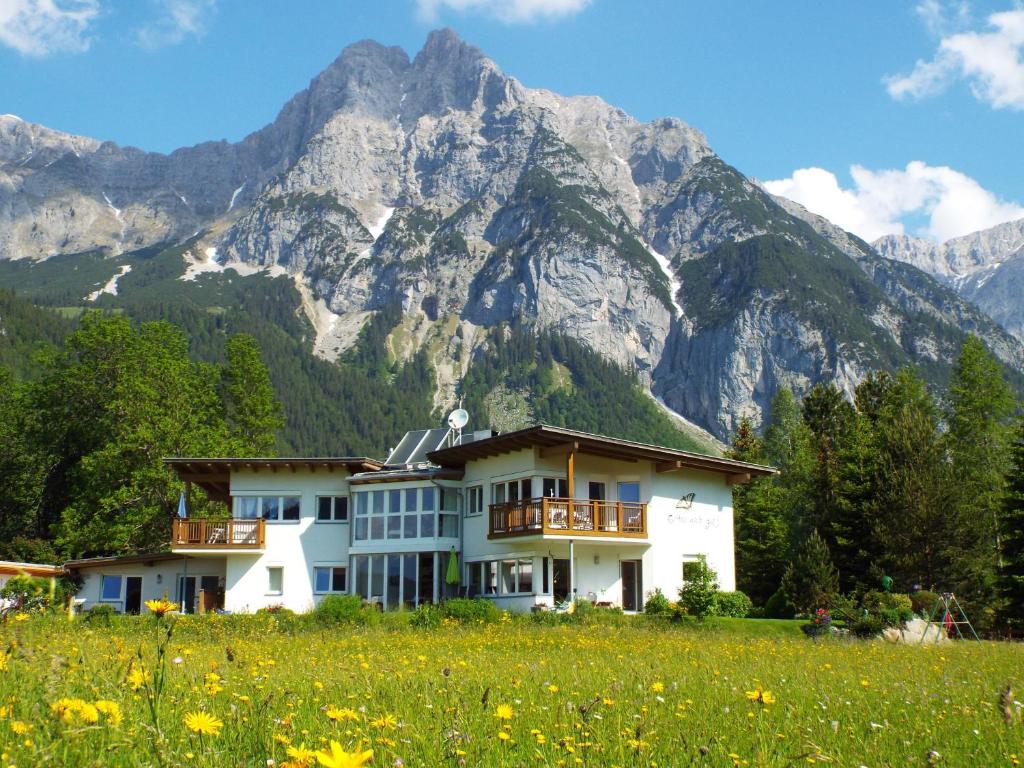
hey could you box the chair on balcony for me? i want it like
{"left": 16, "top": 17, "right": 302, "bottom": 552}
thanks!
{"left": 205, "top": 526, "right": 226, "bottom": 545}
{"left": 548, "top": 504, "right": 568, "bottom": 529}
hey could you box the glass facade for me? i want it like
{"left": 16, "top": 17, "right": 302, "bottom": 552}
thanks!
{"left": 350, "top": 551, "right": 441, "bottom": 608}
{"left": 351, "top": 486, "right": 458, "bottom": 543}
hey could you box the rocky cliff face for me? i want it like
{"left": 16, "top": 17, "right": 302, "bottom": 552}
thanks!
{"left": 2, "top": 30, "right": 1022, "bottom": 440}
{"left": 873, "top": 220, "right": 1024, "bottom": 343}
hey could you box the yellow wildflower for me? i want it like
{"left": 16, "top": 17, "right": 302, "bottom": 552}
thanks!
{"left": 314, "top": 740, "right": 373, "bottom": 768}
{"left": 651, "top": 682, "right": 665, "bottom": 693}
{"left": 325, "top": 705, "right": 359, "bottom": 722}
{"left": 370, "top": 713, "right": 397, "bottom": 729}
{"left": 183, "top": 711, "right": 224, "bottom": 736}
{"left": 144, "top": 598, "right": 178, "bottom": 617}
{"left": 494, "top": 703, "right": 514, "bottom": 720}
{"left": 286, "top": 744, "right": 318, "bottom": 766}
{"left": 94, "top": 700, "right": 122, "bottom": 726}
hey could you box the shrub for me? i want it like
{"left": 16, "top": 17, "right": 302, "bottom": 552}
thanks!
{"left": 677, "top": 556, "right": 719, "bottom": 620}
{"left": 801, "top": 608, "right": 832, "bottom": 638}
{"left": 910, "top": 590, "right": 940, "bottom": 617}
{"left": 0, "top": 575, "right": 54, "bottom": 611}
{"left": 83, "top": 604, "right": 116, "bottom": 625}
{"left": 850, "top": 615, "right": 886, "bottom": 638}
{"left": 763, "top": 589, "right": 796, "bottom": 619}
{"left": 313, "top": 594, "right": 368, "bottom": 626}
{"left": 410, "top": 603, "right": 443, "bottom": 629}
{"left": 442, "top": 598, "right": 500, "bottom": 624}
{"left": 780, "top": 530, "right": 840, "bottom": 614}
{"left": 644, "top": 588, "right": 672, "bottom": 616}
{"left": 862, "top": 590, "right": 912, "bottom": 614}
{"left": 714, "top": 591, "right": 753, "bottom": 618}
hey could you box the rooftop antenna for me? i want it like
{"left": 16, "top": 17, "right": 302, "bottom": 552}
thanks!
{"left": 447, "top": 405, "right": 469, "bottom": 446}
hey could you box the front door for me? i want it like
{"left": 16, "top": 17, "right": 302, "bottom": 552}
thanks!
{"left": 552, "top": 558, "right": 571, "bottom": 602}
{"left": 124, "top": 576, "right": 143, "bottom": 615}
{"left": 621, "top": 560, "right": 642, "bottom": 612}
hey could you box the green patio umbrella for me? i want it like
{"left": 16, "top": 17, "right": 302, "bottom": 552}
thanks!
{"left": 445, "top": 547, "right": 460, "bottom": 590}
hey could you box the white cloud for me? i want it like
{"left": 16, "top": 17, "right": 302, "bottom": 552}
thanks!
{"left": 0, "top": 0, "right": 99, "bottom": 56}
{"left": 886, "top": 8, "right": 1024, "bottom": 110}
{"left": 763, "top": 162, "right": 1024, "bottom": 243}
{"left": 134, "top": 0, "right": 214, "bottom": 50}
{"left": 416, "top": 0, "right": 590, "bottom": 24}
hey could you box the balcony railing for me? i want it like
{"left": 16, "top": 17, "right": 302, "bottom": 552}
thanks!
{"left": 488, "top": 497, "right": 647, "bottom": 539}
{"left": 171, "top": 518, "right": 266, "bottom": 550}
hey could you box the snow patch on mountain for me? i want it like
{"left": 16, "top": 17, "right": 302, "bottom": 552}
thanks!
{"left": 86, "top": 265, "right": 132, "bottom": 301}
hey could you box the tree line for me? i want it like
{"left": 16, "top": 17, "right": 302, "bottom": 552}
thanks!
{"left": 730, "top": 335, "right": 1024, "bottom": 630}
{"left": 0, "top": 313, "right": 283, "bottom": 562}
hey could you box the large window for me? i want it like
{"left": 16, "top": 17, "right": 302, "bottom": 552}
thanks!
{"left": 100, "top": 575, "right": 122, "bottom": 602}
{"left": 316, "top": 496, "right": 348, "bottom": 523}
{"left": 351, "top": 552, "right": 437, "bottom": 608}
{"left": 313, "top": 566, "right": 347, "bottom": 594}
{"left": 492, "top": 478, "right": 533, "bottom": 505}
{"left": 352, "top": 487, "right": 457, "bottom": 542}
{"left": 234, "top": 495, "right": 301, "bottom": 522}
{"left": 469, "top": 559, "right": 536, "bottom": 596}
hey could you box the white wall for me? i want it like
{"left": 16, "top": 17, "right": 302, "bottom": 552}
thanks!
{"left": 73, "top": 558, "right": 225, "bottom": 613}
{"left": 223, "top": 468, "right": 353, "bottom": 613}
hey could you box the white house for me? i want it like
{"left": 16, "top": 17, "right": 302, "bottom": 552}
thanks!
{"left": 66, "top": 423, "right": 774, "bottom": 614}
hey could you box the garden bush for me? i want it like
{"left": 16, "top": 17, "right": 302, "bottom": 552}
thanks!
{"left": 83, "top": 604, "right": 116, "bottom": 625}
{"left": 714, "top": 591, "right": 753, "bottom": 618}
{"left": 644, "top": 588, "right": 672, "bottom": 616}
{"left": 763, "top": 588, "right": 796, "bottom": 619}
{"left": 313, "top": 594, "right": 371, "bottom": 626}
{"left": 910, "top": 590, "right": 940, "bottom": 617}
{"left": 850, "top": 614, "right": 886, "bottom": 638}
{"left": 410, "top": 603, "right": 443, "bottom": 628}
{"left": 677, "top": 556, "right": 718, "bottom": 619}
{"left": 442, "top": 598, "right": 501, "bottom": 624}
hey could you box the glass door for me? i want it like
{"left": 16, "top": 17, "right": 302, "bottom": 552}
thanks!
{"left": 124, "top": 576, "right": 143, "bottom": 614}
{"left": 552, "top": 558, "right": 571, "bottom": 602}
{"left": 620, "top": 560, "right": 642, "bottom": 612}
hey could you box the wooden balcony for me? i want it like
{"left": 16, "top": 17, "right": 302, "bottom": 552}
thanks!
{"left": 171, "top": 518, "right": 265, "bottom": 550}
{"left": 488, "top": 497, "right": 647, "bottom": 539}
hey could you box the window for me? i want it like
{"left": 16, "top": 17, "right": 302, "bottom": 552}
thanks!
{"left": 472, "top": 559, "right": 536, "bottom": 596}
{"left": 466, "top": 486, "right": 484, "bottom": 516}
{"left": 492, "top": 479, "right": 533, "bottom": 505}
{"left": 234, "top": 495, "right": 301, "bottom": 522}
{"left": 100, "top": 575, "right": 122, "bottom": 602}
{"left": 492, "top": 483, "right": 506, "bottom": 505}
{"left": 313, "top": 566, "right": 347, "bottom": 593}
{"left": 351, "top": 486, "right": 455, "bottom": 542}
{"left": 317, "top": 496, "right": 349, "bottom": 522}
{"left": 267, "top": 567, "right": 283, "bottom": 595}
{"left": 541, "top": 478, "right": 569, "bottom": 498}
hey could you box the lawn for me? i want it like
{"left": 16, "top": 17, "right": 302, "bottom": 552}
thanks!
{"left": 1, "top": 612, "right": 1021, "bottom": 767}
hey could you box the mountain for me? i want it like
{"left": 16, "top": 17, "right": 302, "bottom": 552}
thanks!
{"left": 874, "top": 219, "right": 1024, "bottom": 342}
{"left": 2, "top": 29, "right": 1023, "bottom": 443}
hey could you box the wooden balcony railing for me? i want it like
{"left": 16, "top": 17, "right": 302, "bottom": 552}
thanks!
{"left": 488, "top": 497, "right": 647, "bottom": 539}
{"left": 171, "top": 518, "right": 266, "bottom": 550}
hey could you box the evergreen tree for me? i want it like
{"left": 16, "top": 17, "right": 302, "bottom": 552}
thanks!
{"left": 999, "top": 419, "right": 1024, "bottom": 626}
{"left": 780, "top": 529, "right": 840, "bottom": 614}
{"left": 222, "top": 333, "right": 284, "bottom": 456}
{"left": 801, "top": 383, "right": 856, "bottom": 551}
{"left": 946, "top": 335, "right": 1016, "bottom": 577}
{"left": 871, "top": 368, "right": 967, "bottom": 594}
{"left": 762, "top": 389, "right": 816, "bottom": 550}
{"left": 729, "top": 415, "right": 789, "bottom": 605}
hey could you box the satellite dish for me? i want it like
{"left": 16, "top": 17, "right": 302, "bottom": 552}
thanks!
{"left": 448, "top": 408, "right": 469, "bottom": 430}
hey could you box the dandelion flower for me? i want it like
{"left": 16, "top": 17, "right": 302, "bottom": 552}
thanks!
{"left": 651, "top": 682, "right": 665, "bottom": 693}
{"left": 184, "top": 711, "right": 224, "bottom": 736}
{"left": 494, "top": 703, "right": 514, "bottom": 720}
{"left": 314, "top": 740, "right": 373, "bottom": 768}
{"left": 286, "top": 744, "right": 317, "bottom": 766}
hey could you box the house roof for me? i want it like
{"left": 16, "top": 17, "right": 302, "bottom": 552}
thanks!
{"left": 427, "top": 424, "right": 777, "bottom": 479}
{"left": 164, "top": 457, "right": 383, "bottom": 502}
{"left": 0, "top": 561, "right": 64, "bottom": 577}
{"left": 64, "top": 553, "right": 184, "bottom": 569}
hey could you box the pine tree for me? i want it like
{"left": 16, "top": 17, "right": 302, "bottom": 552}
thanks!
{"left": 801, "top": 383, "right": 856, "bottom": 554}
{"left": 780, "top": 529, "right": 840, "bottom": 614}
{"left": 222, "top": 334, "right": 284, "bottom": 456}
{"left": 871, "top": 368, "right": 965, "bottom": 594}
{"left": 946, "top": 335, "right": 1016, "bottom": 578}
{"left": 729, "top": 415, "right": 789, "bottom": 605}
{"left": 999, "top": 420, "right": 1024, "bottom": 626}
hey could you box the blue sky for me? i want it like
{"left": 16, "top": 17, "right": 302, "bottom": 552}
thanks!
{"left": 1, "top": 0, "right": 1022, "bottom": 242}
